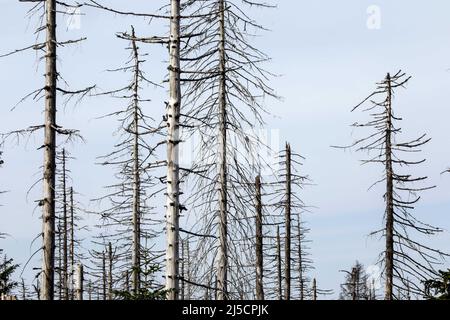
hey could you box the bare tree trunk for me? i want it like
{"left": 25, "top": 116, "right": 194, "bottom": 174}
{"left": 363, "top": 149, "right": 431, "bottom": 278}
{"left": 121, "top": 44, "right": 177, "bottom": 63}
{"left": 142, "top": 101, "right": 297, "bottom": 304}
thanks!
{"left": 284, "top": 143, "right": 291, "bottom": 300}
{"left": 255, "top": 175, "right": 264, "bottom": 300}
{"left": 41, "top": 0, "right": 57, "bottom": 300}
{"left": 21, "top": 278, "right": 26, "bottom": 300}
{"left": 276, "top": 226, "right": 282, "bottom": 300}
{"left": 131, "top": 32, "right": 141, "bottom": 296}
{"left": 217, "top": 0, "right": 228, "bottom": 301}
{"left": 297, "top": 218, "right": 304, "bottom": 300}
{"left": 313, "top": 278, "right": 317, "bottom": 301}
{"left": 125, "top": 270, "right": 130, "bottom": 293}
{"left": 102, "top": 250, "right": 106, "bottom": 300}
{"left": 57, "top": 214, "right": 62, "bottom": 299}
{"left": 75, "top": 263, "right": 83, "bottom": 301}
{"left": 186, "top": 240, "right": 191, "bottom": 300}
{"left": 62, "top": 149, "right": 68, "bottom": 300}
{"left": 385, "top": 73, "right": 394, "bottom": 301}
{"left": 69, "top": 187, "right": 75, "bottom": 300}
{"left": 88, "top": 280, "right": 92, "bottom": 300}
{"left": 181, "top": 240, "right": 185, "bottom": 300}
{"left": 108, "top": 242, "right": 113, "bottom": 300}
{"left": 165, "top": 0, "right": 181, "bottom": 301}
{"left": 35, "top": 278, "right": 41, "bottom": 300}
{"left": 351, "top": 267, "right": 357, "bottom": 301}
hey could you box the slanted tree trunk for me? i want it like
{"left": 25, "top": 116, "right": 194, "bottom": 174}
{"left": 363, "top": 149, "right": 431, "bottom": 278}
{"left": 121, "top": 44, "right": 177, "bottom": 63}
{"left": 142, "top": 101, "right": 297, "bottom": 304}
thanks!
{"left": 41, "top": 0, "right": 57, "bottom": 300}
{"left": 217, "top": 0, "right": 228, "bottom": 301}
{"left": 276, "top": 226, "right": 282, "bottom": 300}
{"left": 131, "top": 33, "right": 141, "bottom": 296}
{"left": 384, "top": 73, "right": 394, "bottom": 301}
{"left": 284, "top": 143, "right": 292, "bottom": 300}
{"left": 165, "top": 0, "right": 181, "bottom": 300}
{"left": 255, "top": 175, "right": 264, "bottom": 300}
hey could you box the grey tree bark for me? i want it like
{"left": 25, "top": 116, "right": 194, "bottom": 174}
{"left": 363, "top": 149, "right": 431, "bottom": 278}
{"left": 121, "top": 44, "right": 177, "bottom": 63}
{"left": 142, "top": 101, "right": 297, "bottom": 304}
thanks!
{"left": 255, "top": 175, "right": 264, "bottom": 300}
{"left": 75, "top": 263, "right": 83, "bottom": 301}
{"left": 313, "top": 278, "right": 317, "bottom": 301}
{"left": 62, "top": 149, "right": 68, "bottom": 300}
{"left": 102, "top": 250, "right": 106, "bottom": 300}
{"left": 216, "top": 0, "right": 229, "bottom": 301}
{"left": 276, "top": 226, "right": 282, "bottom": 300}
{"left": 108, "top": 242, "right": 113, "bottom": 300}
{"left": 41, "top": 0, "right": 57, "bottom": 300}
{"left": 165, "top": 0, "right": 182, "bottom": 300}
{"left": 284, "top": 143, "right": 291, "bottom": 300}
{"left": 69, "top": 187, "right": 75, "bottom": 299}
{"left": 131, "top": 33, "right": 141, "bottom": 296}
{"left": 384, "top": 73, "right": 394, "bottom": 300}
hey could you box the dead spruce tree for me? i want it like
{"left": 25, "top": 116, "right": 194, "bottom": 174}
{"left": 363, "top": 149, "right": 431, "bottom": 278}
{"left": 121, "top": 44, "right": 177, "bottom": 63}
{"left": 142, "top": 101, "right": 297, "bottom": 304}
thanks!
{"left": 339, "top": 261, "right": 370, "bottom": 300}
{"left": 85, "top": 0, "right": 184, "bottom": 299}
{"left": 180, "top": 0, "right": 277, "bottom": 300}
{"left": 90, "top": 27, "right": 165, "bottom": 299}
{"left": 55, "top": 149, "right": 70, "bottom": 300}
{"left": 55, "top": 149, "right": 85, "bottom": 300}
{"left": 266, "top": 143, "right": 314, "bottom": 300}
{"left": 87, "top": 241, "right": 116, "bottom": 300}
{"left": 336, "top": 71, "right": 448, "bottom": 299}
{"left": 1, "top": 0, "right": 93, "bottom": 300}
{"left": 255, "top": 175, "right": 264, "bottom": 300}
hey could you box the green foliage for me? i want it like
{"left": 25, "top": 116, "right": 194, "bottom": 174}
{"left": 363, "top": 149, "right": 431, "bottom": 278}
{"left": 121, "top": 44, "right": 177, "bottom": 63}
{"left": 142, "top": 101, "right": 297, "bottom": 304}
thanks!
{"left": 424, "top": 269, "right": 450, "bottom": 300}
{"left": 114, "top": 288, "right": 168, "bottom": 300}
{"left": 0, "top": 249, "right": 19, "bottom": 295}
{"left": 114, "top": 264, "right": 167, "bottom": 300}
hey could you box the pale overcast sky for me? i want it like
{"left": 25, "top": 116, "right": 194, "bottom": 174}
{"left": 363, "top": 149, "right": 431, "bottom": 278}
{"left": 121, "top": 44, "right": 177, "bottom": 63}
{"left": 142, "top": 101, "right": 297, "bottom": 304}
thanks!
{"left": 1, "top": 0, "right": 450, "bottom": 298}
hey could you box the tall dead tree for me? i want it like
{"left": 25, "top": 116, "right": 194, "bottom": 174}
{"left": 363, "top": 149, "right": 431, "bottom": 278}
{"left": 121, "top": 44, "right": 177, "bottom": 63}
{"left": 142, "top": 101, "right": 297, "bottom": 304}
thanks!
{"left": 102, "top": 250, "right": 106, "bottom": 300}
{"left": 255, "top": 176, "right": 264, "bottom": 300}
{"left": 284, "top": 144, "right": 292, "bottom": 300}
{"left": 295, "top": 215, "right": 313, "bottom": 300}
{"left": 180, "top": 0, "right": 277, "bottom": 300}
{"left": 85, "top": 0, "right": 184, "bottom": 300}
{"left": 69, "top": 187, "right": 75, "bottom": 299}
{"left": 61, "top": 150, "right": 69, "bottom": 300}
{"left": 268, "top": 143, "right": 314, "bottom": 300}
{"left": 41, "top": 0, "right": 57, "bottom": 300}
{"left": 55, "top": 149, "right": 85, "bottom": 300}
{"left": 108, "top": 242, "right": 113, "bottom": 300}
{"left": 276, "top": 227, "right": 282, "bottom": 300}
{"left": 1, "top": 0, "right": 93, "bottom": 300}
{"left": 165, "top": 0, "right": 182, "bottom": 300}
{"left": 75, "top": 263, "right": 83, "bottom": 300}
{"left": 335, "top": 71, "right": 448, "bottom": 299}
{"left": 89, "top": 26, "right": 165, "bottom": 299}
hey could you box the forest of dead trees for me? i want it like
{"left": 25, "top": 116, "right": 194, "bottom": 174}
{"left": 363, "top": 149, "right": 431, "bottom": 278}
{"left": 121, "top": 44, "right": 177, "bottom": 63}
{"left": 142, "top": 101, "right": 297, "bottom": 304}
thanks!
{"left": 0, "top": 0, "right": 449, "bottom": 301}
